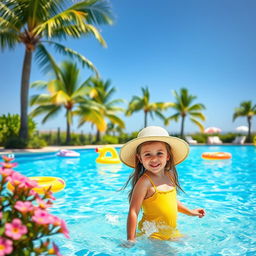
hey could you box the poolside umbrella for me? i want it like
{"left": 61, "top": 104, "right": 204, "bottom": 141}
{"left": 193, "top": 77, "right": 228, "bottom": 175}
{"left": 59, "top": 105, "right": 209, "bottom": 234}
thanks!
{"left": 204, "top": 127, "right": 222, "bottom": 134}
{"left": 236, "top": 125, "right": 248, "bottom": 133}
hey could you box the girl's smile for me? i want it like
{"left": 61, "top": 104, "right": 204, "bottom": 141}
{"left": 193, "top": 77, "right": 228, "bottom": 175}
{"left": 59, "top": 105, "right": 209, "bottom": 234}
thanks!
{"left": 138, "top": 141, "right": 170, "bottom": 174}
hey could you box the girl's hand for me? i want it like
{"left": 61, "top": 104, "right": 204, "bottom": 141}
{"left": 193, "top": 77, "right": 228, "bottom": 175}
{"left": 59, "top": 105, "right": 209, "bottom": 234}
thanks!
{"left": 190, "top": 208, "right": 206, "bottom": 218}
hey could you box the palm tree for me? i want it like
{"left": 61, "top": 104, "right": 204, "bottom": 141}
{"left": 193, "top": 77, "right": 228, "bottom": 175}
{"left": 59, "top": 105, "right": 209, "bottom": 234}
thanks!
{"left": 30, "top": 60, "right": 103, "bottom": 144}
{"left": 166, "top": 88, "right": 206, "bottom": 138}
{"left": 233, "top": 101, "right": 256, "bottom": 142}
{"left": 83, "top": 77, "right": 125, "bottom": 142}
{"left": 126, "top": 86, "right": 172, "bottom": 128}
{"left": 0, "top": 0, "right": 113, "bottom": 141}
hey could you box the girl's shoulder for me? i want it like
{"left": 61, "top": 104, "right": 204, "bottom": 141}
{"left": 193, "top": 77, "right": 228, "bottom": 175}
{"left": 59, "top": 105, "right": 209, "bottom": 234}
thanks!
{"left": 136, "top": 174, "right": 151, "bottom": 188}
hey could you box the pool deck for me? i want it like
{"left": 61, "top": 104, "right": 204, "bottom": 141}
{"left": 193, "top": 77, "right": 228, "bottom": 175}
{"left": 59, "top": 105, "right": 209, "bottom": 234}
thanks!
{"left": 0, "top": 145, "right": 123, "bottom": 155}
{"left": 0, "top": 143, "right": 253, "bottom": 155}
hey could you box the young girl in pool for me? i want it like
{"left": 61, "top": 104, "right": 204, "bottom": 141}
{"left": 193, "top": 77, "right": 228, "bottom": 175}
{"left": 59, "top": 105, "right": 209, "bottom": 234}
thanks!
{"left": 120, "top": 126, "right": 205, "bottom": 243}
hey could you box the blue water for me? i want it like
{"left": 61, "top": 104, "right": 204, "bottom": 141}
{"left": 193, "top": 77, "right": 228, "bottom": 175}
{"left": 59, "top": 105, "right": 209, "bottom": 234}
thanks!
{"left": 12, "top": 146, "right": 256, "bottom": 256}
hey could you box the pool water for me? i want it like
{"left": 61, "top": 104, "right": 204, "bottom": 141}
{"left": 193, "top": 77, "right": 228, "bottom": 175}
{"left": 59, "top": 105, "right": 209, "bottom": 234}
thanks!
{"left": 13, "top": 146, "right": 256, "bottom": 256}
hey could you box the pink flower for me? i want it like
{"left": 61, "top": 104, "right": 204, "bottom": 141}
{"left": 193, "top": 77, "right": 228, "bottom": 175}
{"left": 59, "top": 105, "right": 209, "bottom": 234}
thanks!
{"left": 14, "top": 201, "right": 34, "bottom": 214}
{"left": 49, "top": 215, "right": 62, "bottom": 226}
{"left": 48, "top": 242, "right": 62, "bottom": 256}
{"left": 5, "top": 218, "right": 28, "bottom": 240}
{"left": 0, "top": 162, "right": 17, "bottom": 169}
{"left": 28, "top": 189, "right": 40, "bottom": 198}
{"left": 44, "top": 191, "right": 56, "bottom": 201}
{"left": 32, "top": 209, "right": 52, "bottom": 225}
{"left": 59, "top": 219, "right": 70, "bottom": 238}
{"left": 36, "top": 198, "right": 52, "bottom": 209}
{"left": 0, "top": 212, "right": 2, "bottom": 219}
{"left": 8, "top": 172, "right": 38, "bottom": 190}
{"left": 0, "top": 167, "right": 14, "bottom": 177}
{"left": 0, "top": 237, "right": 13, "bottom": 256}
{"left": 2, "top": 155, "right": 15, "bottom": 163}
{"left": 7, "top": 172, "right": 27, "bottom": 187}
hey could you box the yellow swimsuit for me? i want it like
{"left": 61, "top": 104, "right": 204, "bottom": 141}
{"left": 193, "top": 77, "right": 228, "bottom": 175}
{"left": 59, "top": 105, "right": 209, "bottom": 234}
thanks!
{"left": 138, "top": 173, "right": 183, "bottom": 240}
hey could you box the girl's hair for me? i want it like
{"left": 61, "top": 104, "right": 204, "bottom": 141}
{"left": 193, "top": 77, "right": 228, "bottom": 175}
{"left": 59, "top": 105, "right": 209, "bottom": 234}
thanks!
{"left": 123, "top": 141, "right": 184, "bottom": 202}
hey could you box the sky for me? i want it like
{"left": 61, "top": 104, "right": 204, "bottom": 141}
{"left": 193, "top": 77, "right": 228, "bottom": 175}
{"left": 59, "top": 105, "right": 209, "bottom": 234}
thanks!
{"left": 0, "top": 0, "right": 256, "bottom": 135}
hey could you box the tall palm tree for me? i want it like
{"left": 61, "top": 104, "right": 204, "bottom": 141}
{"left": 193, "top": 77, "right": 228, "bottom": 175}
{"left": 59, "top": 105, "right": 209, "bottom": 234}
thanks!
{"left": 126, "top": 86, "right": 172, "bottom": 128}
{"left": 166, "top": 88, "right": 206, "bottom": 138}
{"left": 83, "top": 77, "right": 125, "bottom": 142}
{"left": 30, "top": 60, "right": 104, "bottom": 144}
{"left": 233, "top": 101, "right": 256, "bottom": 142}
{"left": 0, "top": 0, "right": 113, "bottom": 141}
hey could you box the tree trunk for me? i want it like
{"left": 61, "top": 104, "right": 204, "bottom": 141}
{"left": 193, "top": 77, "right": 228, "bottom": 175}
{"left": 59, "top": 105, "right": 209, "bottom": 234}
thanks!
{"left": 19, "top": 49, "right": 33, "bottom": 141}
{"left": 247, "top": 116, "right": 252, "bottom": 142}
{"left": 144, "top": 111, "right": 148, "bottom": 128}
{"left": 180, "top": 115, "right": 185, "bottom": 138}
{"left": 66, "top": 110, "right": 71, "bottom": 145}
{"left": 96, "top": 130, "right": 101, "bottom": 142}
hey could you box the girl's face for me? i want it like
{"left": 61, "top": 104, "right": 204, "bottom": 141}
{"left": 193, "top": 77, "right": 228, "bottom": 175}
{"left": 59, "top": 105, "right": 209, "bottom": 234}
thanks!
{"left": 137, "top": 141, "right": 170, "bottom": 175}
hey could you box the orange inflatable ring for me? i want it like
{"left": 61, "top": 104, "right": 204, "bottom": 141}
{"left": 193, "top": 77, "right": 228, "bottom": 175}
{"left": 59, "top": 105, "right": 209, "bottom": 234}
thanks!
{"left": 202, "top": 152, "right": 232, "bottom": 160}
{"left": 8, "top": 176, "right": 66, "bottom": 194}
{"left": 95, "top": 146, "right": 121, "bottom": 164}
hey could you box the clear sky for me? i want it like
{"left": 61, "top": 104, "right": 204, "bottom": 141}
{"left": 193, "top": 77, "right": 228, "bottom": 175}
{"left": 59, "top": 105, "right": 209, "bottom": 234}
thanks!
{"left": 0, "top": 0, "right": 256, "bottom": 135}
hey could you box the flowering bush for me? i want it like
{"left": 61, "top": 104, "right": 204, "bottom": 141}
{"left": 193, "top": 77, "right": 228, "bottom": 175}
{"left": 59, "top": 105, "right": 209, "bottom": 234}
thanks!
{"left": 0, "top": 155, "right": 69, "bottom": 255}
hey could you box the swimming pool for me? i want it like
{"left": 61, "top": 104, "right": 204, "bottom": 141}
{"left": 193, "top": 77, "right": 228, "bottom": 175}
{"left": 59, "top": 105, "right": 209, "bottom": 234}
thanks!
{"left": 13, "top": 146, "right": 256, "bottom": 256}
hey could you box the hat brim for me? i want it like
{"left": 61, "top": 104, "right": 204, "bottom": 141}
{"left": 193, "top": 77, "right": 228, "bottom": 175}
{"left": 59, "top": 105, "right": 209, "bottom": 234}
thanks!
{"left": 120, "top": 136, "right": 189, "bottom": 168}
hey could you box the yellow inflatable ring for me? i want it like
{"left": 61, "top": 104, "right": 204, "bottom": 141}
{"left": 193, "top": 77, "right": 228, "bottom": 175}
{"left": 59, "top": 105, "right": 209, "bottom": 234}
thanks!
{"left": 95, "top": 146, "right": 121, "bottom": 164}
{"left": 8, "top": 176, "right": 66, "bottom": 194}
{"left": 202, "top": 152, "right": 232, "bottom": 160}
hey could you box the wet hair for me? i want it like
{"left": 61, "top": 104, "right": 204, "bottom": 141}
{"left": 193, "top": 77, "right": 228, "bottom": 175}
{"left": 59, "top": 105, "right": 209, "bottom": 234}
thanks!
{"left": 122, "top": 141, "right": 184, "bottom": 202}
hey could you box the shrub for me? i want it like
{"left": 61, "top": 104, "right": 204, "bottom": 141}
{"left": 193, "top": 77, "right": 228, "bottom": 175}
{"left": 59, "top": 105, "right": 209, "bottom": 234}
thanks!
{"left": 189, "top": 133, "right": 208, "bottom": 143}
{"left": 27, "top": 137, "right": 47, "bottom": 149}
{"left": 4, "top": 136, "right": 27, "bottom": 149}
{"left": 0, "top": 114, "right": 36, "bottom": 146}
{"left": 101, "top": 134, "right": 119, "bottom": 144}
{"left": 0, "top": 155, "right": 68, "bottom": 255}
{"left": 219, "top": 133, "right": 236, "bottom": 143}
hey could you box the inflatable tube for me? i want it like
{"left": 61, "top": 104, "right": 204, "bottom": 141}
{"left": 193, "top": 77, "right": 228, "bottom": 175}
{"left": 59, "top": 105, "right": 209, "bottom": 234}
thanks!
{"left": 57, "top": 149, "right": 80, "bottom": 157}
{"left": 8, "top": 176, "right": 66, "bottom": 194}
{"left": 96, "top": 146, "right": 121, "bottom": 164}
{"left": 202, "top": 152, "right": 232, "bottom": 160}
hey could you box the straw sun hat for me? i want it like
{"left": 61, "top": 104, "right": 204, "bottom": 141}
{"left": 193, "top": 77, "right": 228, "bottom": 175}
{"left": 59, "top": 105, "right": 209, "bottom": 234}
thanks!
{"left": 120, "top": 126, "right": 189, "bottom": 168}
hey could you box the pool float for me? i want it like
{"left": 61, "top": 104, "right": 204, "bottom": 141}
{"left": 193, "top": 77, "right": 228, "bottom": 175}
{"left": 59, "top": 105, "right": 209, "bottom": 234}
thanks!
{"left": 8, "top": 176, "right": 66, "bottom": 194}
{"left": 202, "top": 152, "right": 232, "bottom": 160}
{"left": 57, "top": 149, "right": 80, "bottom": 157}
{"left": 95, "top": 146, "right": 121, "bottom": 164}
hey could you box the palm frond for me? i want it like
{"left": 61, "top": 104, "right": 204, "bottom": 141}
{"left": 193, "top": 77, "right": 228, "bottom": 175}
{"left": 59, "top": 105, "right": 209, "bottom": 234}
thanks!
{"left": 187, "top": 103, "right": 205, "bottom": 111}
{"left": 106, "top": 114, "right": 125, "bottom": 128}
{"left": 30, "top": 104, "right": 61, "bottom": 120}
{"left": 189, "top": 112, "right": 206, "bottom": 121}
{"left": 154, "top": 110, "right": 167, "bottom": 122}
{"left": 30, "top": 94, "right": 52, "bottom": 106}
{"left": 0, "top": 30, "right": 19, "bottom": 49}
{"left": 30, "top": 80, "right": 48, "bottom": 89}
{"left": 52, "top": 91, "right": 70, "bottom": 105}
{"left": 165, "top": 113, "right": 180, "bottom": 125}
{"left": 43, "top": 41, "right": 98, "bottom": 75}
{"left": 190, "top": 118, "right": 205, "bottom": 132}
{"left": 35, "top": 44, "right": 61, "bottom": 76}
{"left": 69, "top": 0, "right": 114, "bottom": 25}
{"left": 0, "top": 2, "right": 21, "bottom": 30}
{"left": 41, "top": 105, "right": 62, "bottom": 123}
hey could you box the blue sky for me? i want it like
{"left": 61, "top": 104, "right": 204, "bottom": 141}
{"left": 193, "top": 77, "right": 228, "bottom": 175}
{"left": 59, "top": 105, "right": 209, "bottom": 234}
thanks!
{"left": 0, "top": 0, "right": 256, "bottom": 135}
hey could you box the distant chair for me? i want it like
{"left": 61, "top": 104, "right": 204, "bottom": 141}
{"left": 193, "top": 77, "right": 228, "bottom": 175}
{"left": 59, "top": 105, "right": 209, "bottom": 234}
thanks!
{"left": 185, "top": 136, "right": 198, "bottom": 144}
{"left": 207, "top": 136, "right": 223, "bottom": 144}
{"left": 232, "top": 136, "right": 246, "bottom": 145}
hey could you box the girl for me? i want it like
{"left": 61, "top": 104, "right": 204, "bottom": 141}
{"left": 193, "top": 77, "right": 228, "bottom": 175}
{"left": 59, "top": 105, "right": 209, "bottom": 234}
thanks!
{"left": 120, "top": 126, "right": 205, "bottom": 243}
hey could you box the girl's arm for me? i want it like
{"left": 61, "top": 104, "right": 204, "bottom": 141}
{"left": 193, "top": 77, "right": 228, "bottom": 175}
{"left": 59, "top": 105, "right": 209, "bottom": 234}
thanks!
{"left": 177, "top": 200, "right": 205, "bottom": 218}
{"left": 127, "top": 177, "right": 148, "bottom": 242}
